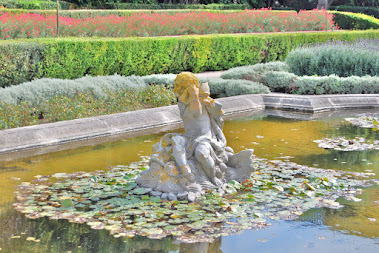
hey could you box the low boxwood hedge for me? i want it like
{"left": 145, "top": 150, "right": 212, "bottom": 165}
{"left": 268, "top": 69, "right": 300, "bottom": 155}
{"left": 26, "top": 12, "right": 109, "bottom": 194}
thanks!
{"left": 0, "top": 0, "right": 73, "bottom": 10}
{"left": 1, "top": 30, "right": 379, "bottom": 88}
{"left": 330, "top": 5, "right": 379, "bottom": 19}
{"left": 331, "top": 11, "right": 379, "bottom": 30}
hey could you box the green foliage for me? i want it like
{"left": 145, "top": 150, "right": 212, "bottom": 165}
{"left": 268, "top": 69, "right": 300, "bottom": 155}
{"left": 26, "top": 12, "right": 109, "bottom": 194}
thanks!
{"left": 221, "top": 61, "right": 289, "bottom": 82}
{"left": 201, "top": 77, "right": 270, "bottom": 97}
{"left": 0, "top": 0, "right": 73, "bottom": 10}
{"left": 0, "top": 41, "right": 46, "bottom": 88}
{"left": 262, "top": 71, "right": 379, "bottom": 95}
{"left": 0, "top": 85, "right": 176, "bottom": 130}
{"left": 224, "top": 80, "right": 270, "bottom": 97}
{"left": 0, "top": 101, "right": 38, "bottom": 129}
{"left": 141, "top": 74, "right": 270, "bottom": 98}
{"left": 0, "top": 74, "right": 147, "bottom": 105}
{"left": 141, "top": 73, "right": 176, "bottom": 89}
{"left": 262, "top": 71, "right": 297, "bottom": 93}
{"left": 2, "top": 30, "right": 378, "bottom": 88}
{"left": 294, "top": 75, "right": 379, "bottom": 95}
{"left": 330, "top": 5, "right": 379, "bottom": 19}
{"left": 331, "top": 11, "right": 379, "bottom": 30}
{"left": 286, "top": 39, "right": 379, "bottom": 77}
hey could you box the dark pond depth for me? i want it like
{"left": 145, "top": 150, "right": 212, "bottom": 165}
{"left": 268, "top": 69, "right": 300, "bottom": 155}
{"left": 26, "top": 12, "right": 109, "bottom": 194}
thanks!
{"left": 0, "top": 112, "right": 378, "bottom": 252}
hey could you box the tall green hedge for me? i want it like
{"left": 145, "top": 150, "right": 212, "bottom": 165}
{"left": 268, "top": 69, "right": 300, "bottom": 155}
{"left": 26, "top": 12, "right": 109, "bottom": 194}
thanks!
{"left": 0, "top": 0, "right": 73, "bottom": 10}
{"left": 1, "top": 30, "right": 379, "bottom": 88}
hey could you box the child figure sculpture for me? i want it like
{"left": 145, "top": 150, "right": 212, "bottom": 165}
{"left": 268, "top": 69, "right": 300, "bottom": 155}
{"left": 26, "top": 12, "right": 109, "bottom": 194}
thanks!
{"left": 136, "top": 72, "right": 255, "bottom": 201}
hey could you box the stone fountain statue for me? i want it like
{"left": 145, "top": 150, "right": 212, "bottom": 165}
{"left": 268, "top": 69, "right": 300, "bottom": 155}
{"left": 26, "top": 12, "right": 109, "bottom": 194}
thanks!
{"left": 136, "top": 72, "right": 256, "bottom": 201}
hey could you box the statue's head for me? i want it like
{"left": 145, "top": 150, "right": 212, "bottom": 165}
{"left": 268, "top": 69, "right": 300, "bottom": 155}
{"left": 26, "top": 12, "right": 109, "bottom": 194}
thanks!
{"left": 173, "top": 72, "right": 199, "bottom": 99}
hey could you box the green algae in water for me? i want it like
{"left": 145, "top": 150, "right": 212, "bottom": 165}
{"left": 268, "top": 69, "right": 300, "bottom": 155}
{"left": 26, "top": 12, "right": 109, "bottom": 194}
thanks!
{"left": 13, "top": 157, "right": 375, "bottom": 243}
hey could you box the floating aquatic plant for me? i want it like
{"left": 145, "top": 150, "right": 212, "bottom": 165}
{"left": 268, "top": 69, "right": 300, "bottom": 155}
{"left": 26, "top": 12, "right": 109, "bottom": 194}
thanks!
{"left": 345, "top": 116, "right": 379, "bottom": 131}
{"left": 314, "top": 137, "right": 379, "bottom": 151}
{"left": 13, "top": 157, "right": 374, "bottom": 243}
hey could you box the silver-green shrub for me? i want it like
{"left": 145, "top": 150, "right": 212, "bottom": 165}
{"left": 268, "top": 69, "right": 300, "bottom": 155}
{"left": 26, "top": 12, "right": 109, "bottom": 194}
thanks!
{"left": 142, "top": 75, "right": 270, "bottom": 98}
{"left": 286, "top": 39, "right": 379, "bottom": 77}
{"left": 225, "top": 81, "right": 270, "bottom": 97}
{"left": 294, "top": 75, "right": 341, "bottom": 95}
{"left": 262, "top": 71, "right": 379, "bottom": 94}
{"left": 220, "top": 62, "right": 289, "bottom": 82}
{"left": 201, "top": 78, "right": 270, "bottom": 97}
{"left": 0, "top": 74, "right": 147, "bottom": 105}
{"left": 141, "top": 74, "right": 176, "bottom": 89}
{"left": 263, "top": 71, "right": 298, "bottom": 93}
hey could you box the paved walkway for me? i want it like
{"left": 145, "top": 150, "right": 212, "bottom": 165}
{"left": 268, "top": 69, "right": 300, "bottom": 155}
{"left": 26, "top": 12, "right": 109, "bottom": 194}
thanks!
{"left": 194, "top": 70, "right": 225, "bottom": 78}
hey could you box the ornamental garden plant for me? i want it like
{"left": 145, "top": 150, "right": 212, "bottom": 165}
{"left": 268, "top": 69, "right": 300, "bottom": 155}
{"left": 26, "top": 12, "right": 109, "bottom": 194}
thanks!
{"left": 0, "top": 9, "right": 336, "bottom": 39}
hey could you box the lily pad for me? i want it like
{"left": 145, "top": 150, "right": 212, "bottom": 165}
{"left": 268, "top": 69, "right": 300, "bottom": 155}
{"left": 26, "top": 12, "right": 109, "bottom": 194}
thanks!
{"left": 13, "top": 158, "right": 373, "bottom": 243}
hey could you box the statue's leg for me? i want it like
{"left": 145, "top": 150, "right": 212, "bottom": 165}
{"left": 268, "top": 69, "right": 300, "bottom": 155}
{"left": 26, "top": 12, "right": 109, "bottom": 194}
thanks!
{"left": 171, "top": 135, "right": 194, "bottom": 182}
{"left": 195, "top": 142, "right": 222, "bottom": 187}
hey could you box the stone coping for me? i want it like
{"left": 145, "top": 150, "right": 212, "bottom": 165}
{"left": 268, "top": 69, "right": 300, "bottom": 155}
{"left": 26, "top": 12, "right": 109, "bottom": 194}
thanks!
{"left": 262, "top": 93, "right": 379, "bottom": 112}
{"left": 0, "top": 93, "right": 378, "bottom": 156}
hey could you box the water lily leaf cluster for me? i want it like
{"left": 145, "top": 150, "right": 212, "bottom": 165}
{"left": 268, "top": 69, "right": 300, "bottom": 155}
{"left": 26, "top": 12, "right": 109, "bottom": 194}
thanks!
{"left": 345, "top": 116, "right": 379, "bottom": 131}
{"left": 13, "top": 157, "right": 375, "bottom": 243}
{"left": 314, "top": 137, "right": 379, "bottom": 151}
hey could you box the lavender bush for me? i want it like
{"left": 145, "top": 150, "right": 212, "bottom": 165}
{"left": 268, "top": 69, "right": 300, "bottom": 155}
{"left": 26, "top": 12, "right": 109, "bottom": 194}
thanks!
{"left": 0, "top": 74, "right": 147, "bottom": 105}
{"left": 142, "top": 74, "right": 270, "bottom": 98}
{"left": 262, "top": 71, "right": 379, "bottom": 95}
{"left": 286, "top": 39, "right": 379, "bottom": 77}
{"left": 220, "top": 61, "right": 289, "bottom": 82}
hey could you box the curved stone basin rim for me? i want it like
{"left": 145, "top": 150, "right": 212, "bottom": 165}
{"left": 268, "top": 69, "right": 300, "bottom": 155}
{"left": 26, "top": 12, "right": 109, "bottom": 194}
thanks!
{"left": 0, "top": 93, "right": 378, "bottom": 156}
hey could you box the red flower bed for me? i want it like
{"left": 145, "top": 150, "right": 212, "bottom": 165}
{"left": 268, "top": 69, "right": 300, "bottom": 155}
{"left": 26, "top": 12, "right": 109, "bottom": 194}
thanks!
{"left": 0, "top": 9, "right": 337, "bottom": 39}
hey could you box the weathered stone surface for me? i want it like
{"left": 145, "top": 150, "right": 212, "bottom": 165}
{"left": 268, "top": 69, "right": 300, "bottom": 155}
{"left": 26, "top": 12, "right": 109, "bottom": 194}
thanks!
{"left": 177, "top": 191, "right": 188, "bottom": 200}
{"left": 161, "top": 193, "right": 168, "bottom": 200}
{"left": 262, "top": 94, "right": 379, "bottom": 112}
{"left": 150, "top": 191, "right": 162, "bottom": 197}
{"left": 0, "top": 91, "right": 378, "bottom": 156}
{"left": 168, "top": 193, "right": 177, "bottom": 201}
{"left": 187, "top": 192, "right": 196, "bottom": 202}
{"left": 144, "top": 188, "right": 153, "bottom": 194}
{"left": 137, "top": 72, "right": 256, "bottom": 198}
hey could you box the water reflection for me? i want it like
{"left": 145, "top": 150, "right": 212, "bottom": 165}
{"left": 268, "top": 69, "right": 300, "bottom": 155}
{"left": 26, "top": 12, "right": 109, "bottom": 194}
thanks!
{"left": 0, "top": 112, "right": 378, "bottom": 252}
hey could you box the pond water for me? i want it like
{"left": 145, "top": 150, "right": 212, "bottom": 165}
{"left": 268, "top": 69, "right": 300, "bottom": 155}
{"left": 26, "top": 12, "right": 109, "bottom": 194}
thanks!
{"left": 0, "top": 111, "right": 378, "bottom": 252}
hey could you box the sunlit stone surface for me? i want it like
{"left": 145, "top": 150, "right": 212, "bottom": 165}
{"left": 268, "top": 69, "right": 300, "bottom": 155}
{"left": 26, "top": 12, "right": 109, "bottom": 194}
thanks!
{"left": 136, "top": 72, "right": 255, "bottom": 201}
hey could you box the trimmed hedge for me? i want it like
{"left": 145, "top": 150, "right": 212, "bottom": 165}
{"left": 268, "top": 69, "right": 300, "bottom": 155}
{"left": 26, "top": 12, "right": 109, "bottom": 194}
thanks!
{"left": 262, "top": 71, "right": 379, "bottom": 95}
{"left": 330, "top": 5, "right": 379, "bottom": 19}
{"left": 0, "top": 0, "right": 73, "bottom": 10}
{"left": 1, "top": 30, "right": 379, "bottom": 88}
{"left": 331, "top": 11, "right": 379, "bottom": 30}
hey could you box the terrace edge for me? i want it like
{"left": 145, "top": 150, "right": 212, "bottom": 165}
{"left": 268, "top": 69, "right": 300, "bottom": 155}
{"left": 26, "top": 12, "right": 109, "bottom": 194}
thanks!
{"left": 0, "top": 93, "right": 378, "bottom": 155}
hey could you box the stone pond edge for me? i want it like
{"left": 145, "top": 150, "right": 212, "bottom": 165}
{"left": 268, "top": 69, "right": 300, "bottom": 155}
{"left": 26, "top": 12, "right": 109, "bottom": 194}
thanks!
{"left": 1, "top": 93, "right": 378, "bottom": 154}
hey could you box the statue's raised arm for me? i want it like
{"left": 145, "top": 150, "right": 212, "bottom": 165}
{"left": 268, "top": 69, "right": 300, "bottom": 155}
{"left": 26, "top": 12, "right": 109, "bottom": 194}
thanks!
{"left": 136, "top": 72, "right": 256, "bottom": 202}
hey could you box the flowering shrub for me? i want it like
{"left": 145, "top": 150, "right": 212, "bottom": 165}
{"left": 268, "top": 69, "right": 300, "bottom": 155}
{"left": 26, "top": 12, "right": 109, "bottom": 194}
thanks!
{"left": 0, "top": 9, "right": 337, "bottom": 39}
